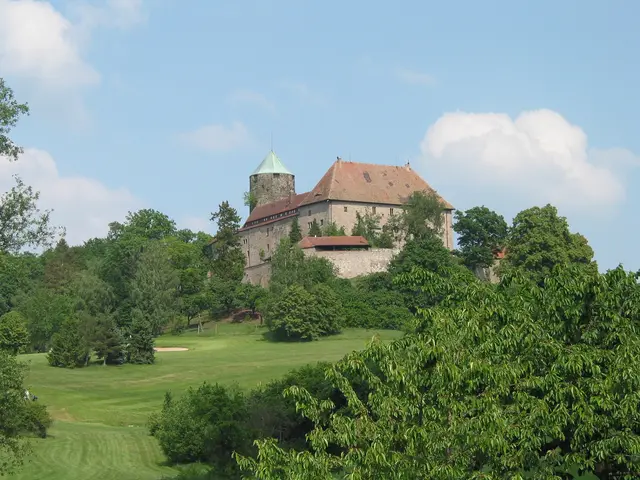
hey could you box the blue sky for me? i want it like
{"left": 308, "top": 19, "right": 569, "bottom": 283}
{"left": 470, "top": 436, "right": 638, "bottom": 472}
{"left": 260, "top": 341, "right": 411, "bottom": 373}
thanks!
{"left": 1, "top": 0, "right": 639, "bottom": 271}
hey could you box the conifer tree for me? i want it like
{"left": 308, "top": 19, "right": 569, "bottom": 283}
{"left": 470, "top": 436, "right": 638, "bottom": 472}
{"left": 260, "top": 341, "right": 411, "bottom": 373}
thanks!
{"left": 308, "top": 219, "right": 322, "bottom": 237}
{"left": 126, "top": 310, "right": 155, "bottom": 364}
{"left": 47, "top": 317, "right": 90, "bottom": 368}
{"left": 289, "top": 217, "right": 303, "bottom": 243}
{"left": 210, "top": 201, "right": 245, "bottom": 282}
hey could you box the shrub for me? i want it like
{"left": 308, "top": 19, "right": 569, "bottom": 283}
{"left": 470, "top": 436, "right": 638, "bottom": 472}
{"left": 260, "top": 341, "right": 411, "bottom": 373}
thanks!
{"left": 0, "top": 311, "right": 30, "bottom": 354}
{"left": 266, "top": 285, "right": 320, "bottom": 341}
{"left": 152, "top": 382, "right": 250, "bottom": 477}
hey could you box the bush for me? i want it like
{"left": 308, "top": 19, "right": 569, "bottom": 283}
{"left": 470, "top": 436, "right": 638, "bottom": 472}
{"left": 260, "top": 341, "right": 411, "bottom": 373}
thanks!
{"left": 152, "top": 382, "right": 250, "bottom": 477}
{"left": 0, "top": 310, "right": 30, "bottom": 354}
{"left": 266, "top": 285, "right": 320, "bottom": 341}
{"left": 266, "top": 284, "right": 345, "bottom": 341}
{"left": 16, "top": 400, "right": 52, "bottom": 439}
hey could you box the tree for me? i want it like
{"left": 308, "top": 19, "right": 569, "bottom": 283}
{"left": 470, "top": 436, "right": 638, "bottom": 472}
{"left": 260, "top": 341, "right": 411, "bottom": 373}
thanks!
{"left": 322, "top": 222, "right": 346, "bottom": 237}
{"left": 309, "top": 284, "right": 343, "bottom": 335}
{"left": 0, "top": 78, "right": 29, "bottom": 161}
{"left": 402, "top": 190, "right": 447, "bottom": 240}
{"left": 47, "top": 317, "right": 90, "bottom": 368}
{"left": 269, "top": 238, "right": 336, "bottom": 297}
{"left": 0, "top": 351, "right": 51, "bottom": 474}
{"left": 0, "top": 311, "right": 29, "bottom": 354}
{"left": 210, "top": 201, "right": 245, "bottom": 282}
{"left": 267, "top": 285, "right": 321, "bottom": 341}
{"left": 126, "top": 310, "right": 155, "bottom": 364}
{"left": 129, "top": 241, "right": 179, "bottom": 336}
{"left": 238, "top": 264, "right": 640, "bottom": 479}
{"left": 308, "top": 219, "right": 322, "bottom": 237}
{"left": 289, "top": 217, "right": 303, "bottom": 244}
{"left": 453, "top": 206, "right": 508, "bottom": 270}
{"left": 91, "top": 314, "right": 125, "bottom": 365}
{"left": 500, "top": 204, "right": 596, "bottom": 285}
{"left": 244, "top": 191, "right": 257, "bottom": 212}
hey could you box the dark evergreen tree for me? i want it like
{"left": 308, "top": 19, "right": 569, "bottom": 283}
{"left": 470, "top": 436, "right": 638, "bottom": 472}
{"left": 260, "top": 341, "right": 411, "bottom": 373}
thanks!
{"left": 308, "top": 219, "right": 322, "bottom": 237}
{"left": 288, "top": 217, "right": 302, "bottom": 244}
{"left": 210, "top": 201, "right": 245, "bottom": 282}
{"left": 47, "top": 317, "right": 90, "bottom": 368}
{"left": 92, "top": 314, "right": 125, "bottom": 365}
{"left": 126, "top": 310, "right": 155, "bottom": 364}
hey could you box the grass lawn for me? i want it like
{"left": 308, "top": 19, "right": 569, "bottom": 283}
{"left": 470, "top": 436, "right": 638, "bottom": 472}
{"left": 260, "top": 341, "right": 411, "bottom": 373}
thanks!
{"left": 11, "top": 324, "right": 402, "bottom": 480}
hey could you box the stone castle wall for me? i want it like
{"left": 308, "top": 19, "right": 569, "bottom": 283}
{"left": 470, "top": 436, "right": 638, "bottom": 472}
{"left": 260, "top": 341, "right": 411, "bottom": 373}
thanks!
{"left": 242, "top": 247, "right": 400, "bottom": 285}
{"left": 250, "top": 173, "right": 296, "bottom": 208}
{"left": 303, "top": 248, "right": 400, "bottom": 279}
{"left": 239, "top": 216, "right": 294, "bottom": 268}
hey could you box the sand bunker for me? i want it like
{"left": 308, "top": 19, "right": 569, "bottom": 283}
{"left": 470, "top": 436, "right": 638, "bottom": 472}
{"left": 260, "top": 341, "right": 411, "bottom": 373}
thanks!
{"left": 154, "top": 347, "right": 189, "bottom": 352}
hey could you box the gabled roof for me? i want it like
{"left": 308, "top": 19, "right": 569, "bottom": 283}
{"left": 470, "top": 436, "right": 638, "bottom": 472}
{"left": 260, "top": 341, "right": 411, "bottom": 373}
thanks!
{"left": 240, "top": 192, "right": 308, "bottom": 231}
{"left": 298, "top": 235, "right": 369, "bottom": 249}
{"left": 252, "top": 151, "right": 293, "bottom": 176}
{"left": 300, "top": 159, "right": 453, "bottom": 209}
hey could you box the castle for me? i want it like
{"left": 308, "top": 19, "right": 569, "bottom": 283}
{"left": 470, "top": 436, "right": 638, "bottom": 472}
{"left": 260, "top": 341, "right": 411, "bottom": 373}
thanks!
{"left": 239, "top": 151, "right": 455, "bottom": 286}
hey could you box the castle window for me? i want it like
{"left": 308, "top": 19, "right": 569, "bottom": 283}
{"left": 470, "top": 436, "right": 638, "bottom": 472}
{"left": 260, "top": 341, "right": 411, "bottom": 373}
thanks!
{"left": 308, "top": 209, "right": 311, "bottom": 216}
{"left": 266, "top": 228, "right": 269, "bottom": 237}
{"left": 344, "top": 206, "right": 348, "bottom": 212}
{"left": 372, "top": 207, "right": 377, "bottom": 214}
{"left": 267, "top": 244, "right": 270, "bottom": 252}
{"left": 308, "top": 222, "right": 312, "bottom": 229}
{"left": 320, "top": 219, "right": 324, "bottom": 226}
{"left": 390, "top": 208, "right": 394, "bottom": 215}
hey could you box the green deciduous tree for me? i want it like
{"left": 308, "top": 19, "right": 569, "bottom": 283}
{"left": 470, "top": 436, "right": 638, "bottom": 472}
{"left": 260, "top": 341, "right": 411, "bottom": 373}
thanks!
{"left": 238, "top": 263, "right": 640, "bottom": 479}
{"left": 0, "top": 310, "right": 29, "bottom": 354}
{"left": 500, "top": 204, "right": 596, "bottom": 285}
{"left": 453, "top": 205, "right": 509, "bottom": 269}
{"left": 267, "top": 284, "right": 320, "bottom": 341}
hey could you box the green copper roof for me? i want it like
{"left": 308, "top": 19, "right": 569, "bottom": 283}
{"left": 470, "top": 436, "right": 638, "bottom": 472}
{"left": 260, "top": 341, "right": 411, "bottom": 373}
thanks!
{"left": 251, "top": 151, "right": 293, "bottom": 176}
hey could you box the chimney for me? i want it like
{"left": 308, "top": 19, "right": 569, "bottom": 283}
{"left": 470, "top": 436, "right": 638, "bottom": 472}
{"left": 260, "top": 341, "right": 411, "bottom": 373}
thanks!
{"left": 405, "top": 160, "right": 411, "bottom": 170}
{"left": 336, "top": 156, "right": 342, "bottom": 162}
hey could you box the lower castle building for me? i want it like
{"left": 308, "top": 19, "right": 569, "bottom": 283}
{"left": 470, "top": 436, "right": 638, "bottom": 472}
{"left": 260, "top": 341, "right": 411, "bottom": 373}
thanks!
{"left": 238, "top": 151, "right": 454, "bottom": 286}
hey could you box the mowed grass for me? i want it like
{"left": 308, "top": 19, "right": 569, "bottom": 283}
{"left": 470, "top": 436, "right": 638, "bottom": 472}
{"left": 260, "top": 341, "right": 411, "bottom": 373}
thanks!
{"left": 11, "top": 324, "right": 402, "bottom": 480}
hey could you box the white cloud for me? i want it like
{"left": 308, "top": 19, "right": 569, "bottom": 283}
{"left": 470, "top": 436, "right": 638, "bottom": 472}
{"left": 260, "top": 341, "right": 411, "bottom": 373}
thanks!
{"left": 0, "top": 0, "right": 145, "bottom": 90}
{"left": 178, "top": 121, "right": 251, "bottom": 153}
{"left": 228, "top": 89, "right": 276, "bottom": 113}
{"left": 0, "top": 148, "right": 142, "bottom": 246}
{"left": 396, "top": 68, "right": 436, "bottom": 86}
{"left": 420, "top": 109, "right": 636, "bottom": 211}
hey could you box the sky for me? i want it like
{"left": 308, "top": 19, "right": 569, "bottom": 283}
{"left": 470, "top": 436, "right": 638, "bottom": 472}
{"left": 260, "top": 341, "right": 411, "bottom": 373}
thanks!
{"left": 0, "top": 0, "right": 639, "bottom": 271}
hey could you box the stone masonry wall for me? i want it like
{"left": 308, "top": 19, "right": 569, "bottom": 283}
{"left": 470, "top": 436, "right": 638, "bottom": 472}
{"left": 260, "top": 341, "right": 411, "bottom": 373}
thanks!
{"left": 250, "top": 173, "right": 296, "bottom": 207}
{"left": 239, "top": 216, "right": 294, "bottom": 268}
{"left": 328, "top": 201, "right": 455, "bottom": 250}
{"left": 302, "top": 248, "right": 400, "bottom": 279}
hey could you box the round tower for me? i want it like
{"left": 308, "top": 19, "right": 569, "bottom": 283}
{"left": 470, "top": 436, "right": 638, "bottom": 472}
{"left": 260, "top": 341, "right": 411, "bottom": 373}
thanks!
{"left": 249, "top": 151, "right": 296, "bottom": 211}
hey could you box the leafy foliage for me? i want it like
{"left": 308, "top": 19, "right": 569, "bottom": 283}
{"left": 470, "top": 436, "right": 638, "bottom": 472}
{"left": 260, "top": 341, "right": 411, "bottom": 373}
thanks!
{"left": 454, "top": 206, "right": 508, "bottom": 269}
{"left": 151, "top": 383, "right": 250, "bottom": 477}
{"left": 0, "top": 310, "right": 29, "bottom": 354}
{"left": 500, "top": 204, "right": 596, "bottom": 284}
{"left": 238, "top": 263, "right": 640, "bottom": 479}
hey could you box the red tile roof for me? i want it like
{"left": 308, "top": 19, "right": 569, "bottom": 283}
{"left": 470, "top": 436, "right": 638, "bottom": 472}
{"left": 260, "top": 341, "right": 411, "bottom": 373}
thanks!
{"left": 243, "top": 192, "right": 308, "bottom": 224}
{"left": 298, "top": 235, "right": 369, "bottom": 249}
{"left": 300, "top": 159, "right": 454, "bottom": 209}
